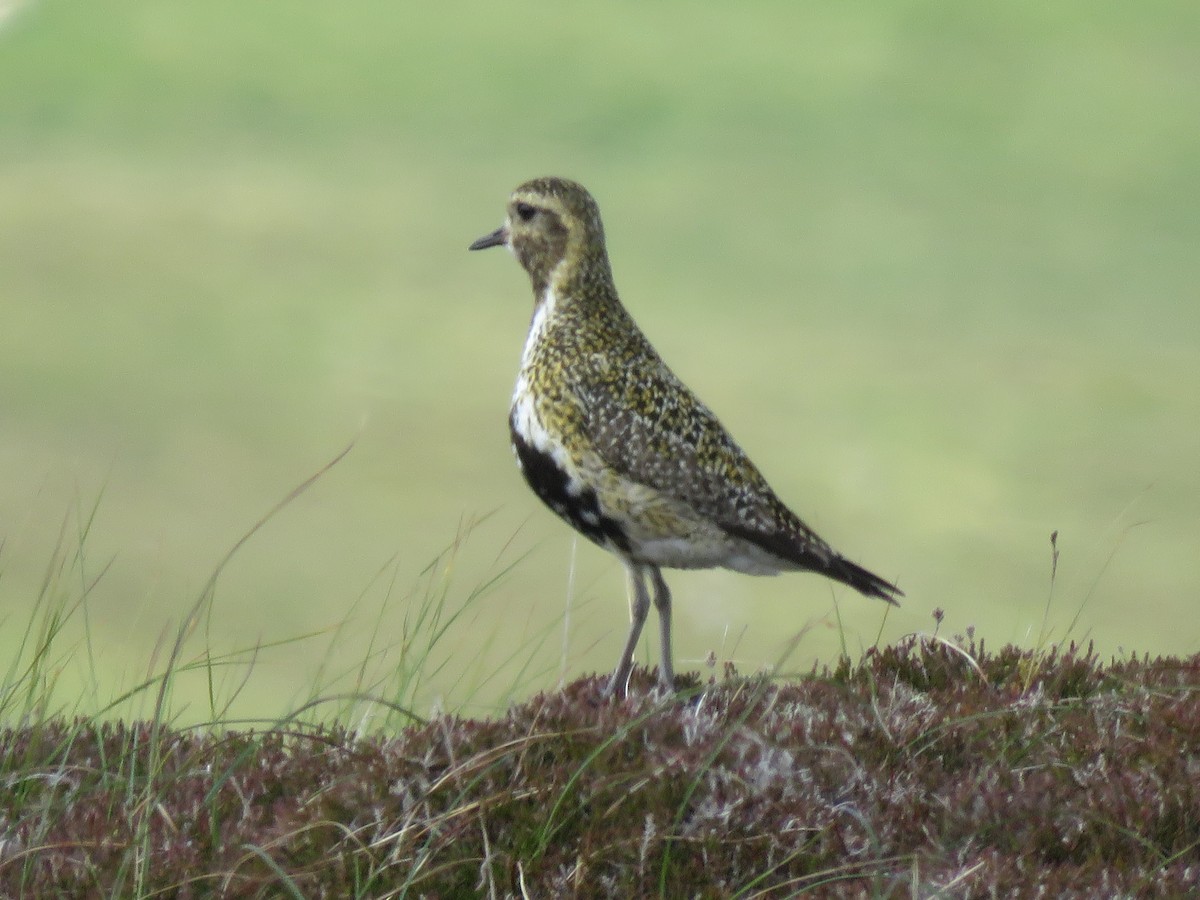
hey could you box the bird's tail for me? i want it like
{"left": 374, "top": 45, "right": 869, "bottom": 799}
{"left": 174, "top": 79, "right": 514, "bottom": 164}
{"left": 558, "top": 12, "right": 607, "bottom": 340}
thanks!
{"left": 828, "top": 556, "right": 903, "bottom": 605}
{"left": 722, "top": 521, "right": 904, "bottom": 603}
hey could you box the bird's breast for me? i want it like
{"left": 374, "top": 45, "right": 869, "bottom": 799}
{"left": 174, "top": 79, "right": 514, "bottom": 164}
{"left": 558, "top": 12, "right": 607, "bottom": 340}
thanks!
{"left": 508, "top": 398, "right": 631, "bottom": 554}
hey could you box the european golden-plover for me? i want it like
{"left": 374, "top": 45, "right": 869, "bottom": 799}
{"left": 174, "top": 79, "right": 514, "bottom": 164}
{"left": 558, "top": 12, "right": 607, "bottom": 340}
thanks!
{"left": 470, "top": 177, "right": 902, "bottom": 697}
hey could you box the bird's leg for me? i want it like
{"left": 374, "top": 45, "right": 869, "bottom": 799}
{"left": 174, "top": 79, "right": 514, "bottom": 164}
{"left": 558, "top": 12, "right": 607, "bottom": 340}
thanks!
{"left": 604, "top": 563, "right": 651, "bottom": 698}
{"left": 649, "top": 567, "right": 675, "bottom": 691}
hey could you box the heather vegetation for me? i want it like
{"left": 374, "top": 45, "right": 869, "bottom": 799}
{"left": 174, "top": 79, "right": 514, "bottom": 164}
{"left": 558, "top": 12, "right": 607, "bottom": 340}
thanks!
{"left": 3, "top": 638, "right": 1197, "bottom": 897}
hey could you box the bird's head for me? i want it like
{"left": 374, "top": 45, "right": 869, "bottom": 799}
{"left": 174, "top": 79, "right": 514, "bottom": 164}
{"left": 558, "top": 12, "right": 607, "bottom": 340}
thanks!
{"left": 469, "top": 177, "right": 611, "bottom": 298}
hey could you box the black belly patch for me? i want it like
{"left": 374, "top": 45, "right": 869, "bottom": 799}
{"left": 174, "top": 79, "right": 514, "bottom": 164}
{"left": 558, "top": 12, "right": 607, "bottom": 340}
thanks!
{"left": 509, "top": 425, "right": 631, "bottom": 554}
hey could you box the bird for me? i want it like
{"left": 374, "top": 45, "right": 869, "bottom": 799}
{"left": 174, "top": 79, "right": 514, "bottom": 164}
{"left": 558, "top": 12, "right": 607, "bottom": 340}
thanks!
{"left": 469, "top": 176, "right": 902, "bottom": 698}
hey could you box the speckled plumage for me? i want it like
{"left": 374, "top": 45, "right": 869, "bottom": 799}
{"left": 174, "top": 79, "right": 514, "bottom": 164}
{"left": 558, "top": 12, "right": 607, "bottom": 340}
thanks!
{"left": 470, "top": 177, "right": 902, "bottom": 697}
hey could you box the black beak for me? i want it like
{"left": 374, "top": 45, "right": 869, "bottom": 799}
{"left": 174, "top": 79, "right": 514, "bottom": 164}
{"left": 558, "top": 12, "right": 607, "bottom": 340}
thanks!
{"left": 468, "top": 226, "right": 507, "bottom": 251}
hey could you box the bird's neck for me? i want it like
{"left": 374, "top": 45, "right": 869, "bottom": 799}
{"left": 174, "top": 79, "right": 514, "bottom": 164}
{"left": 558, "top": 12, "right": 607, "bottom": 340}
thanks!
{"left": 530, "top": 249, "right": 620, "bottom": 316}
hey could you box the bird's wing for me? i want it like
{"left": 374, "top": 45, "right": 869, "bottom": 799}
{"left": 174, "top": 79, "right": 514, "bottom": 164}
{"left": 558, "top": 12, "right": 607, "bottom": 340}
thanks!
{"left": 565, "top": 347, "right": 903, "bottom": 601}
{"left": 575, "top": 355, "right": 819, "bottom": 545}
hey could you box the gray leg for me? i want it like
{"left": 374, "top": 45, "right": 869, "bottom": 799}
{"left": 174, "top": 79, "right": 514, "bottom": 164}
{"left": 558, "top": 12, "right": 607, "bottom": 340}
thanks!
{"left": 604, "top": 563, "right": 651, "bottom": 698}
{"left": 650, "top": 567, "right": 675, "bottom": 690}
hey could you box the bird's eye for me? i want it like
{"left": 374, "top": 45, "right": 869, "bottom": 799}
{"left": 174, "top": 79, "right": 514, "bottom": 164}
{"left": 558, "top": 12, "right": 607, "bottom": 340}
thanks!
{"left": 514, "top": 202, "right": 537, "bottom": 222}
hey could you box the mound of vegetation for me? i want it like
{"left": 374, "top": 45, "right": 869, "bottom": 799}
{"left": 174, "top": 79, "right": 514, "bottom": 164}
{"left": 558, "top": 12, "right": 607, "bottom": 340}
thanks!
{"left": 1, "top": 638, "right": 1197, "bottom": 897}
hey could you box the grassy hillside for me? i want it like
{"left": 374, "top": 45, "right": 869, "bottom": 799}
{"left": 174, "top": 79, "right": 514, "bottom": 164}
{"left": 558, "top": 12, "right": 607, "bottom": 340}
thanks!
{"left": 1, "top": 1, "right": 1198, "bottom": 718}
{"left": 2, "top": 641, "right": 1197, "bottom": 897}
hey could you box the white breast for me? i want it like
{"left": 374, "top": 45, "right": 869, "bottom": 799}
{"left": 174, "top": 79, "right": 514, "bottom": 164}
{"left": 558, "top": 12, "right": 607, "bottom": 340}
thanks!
{"left": 510, "top": 286, "right": 583, "bottom": 481}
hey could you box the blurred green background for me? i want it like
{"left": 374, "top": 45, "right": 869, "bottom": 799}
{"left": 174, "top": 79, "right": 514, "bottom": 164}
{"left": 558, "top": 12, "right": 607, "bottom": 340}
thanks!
{"left": 2, "top": 1, "right": 1197, "bottom": 719}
